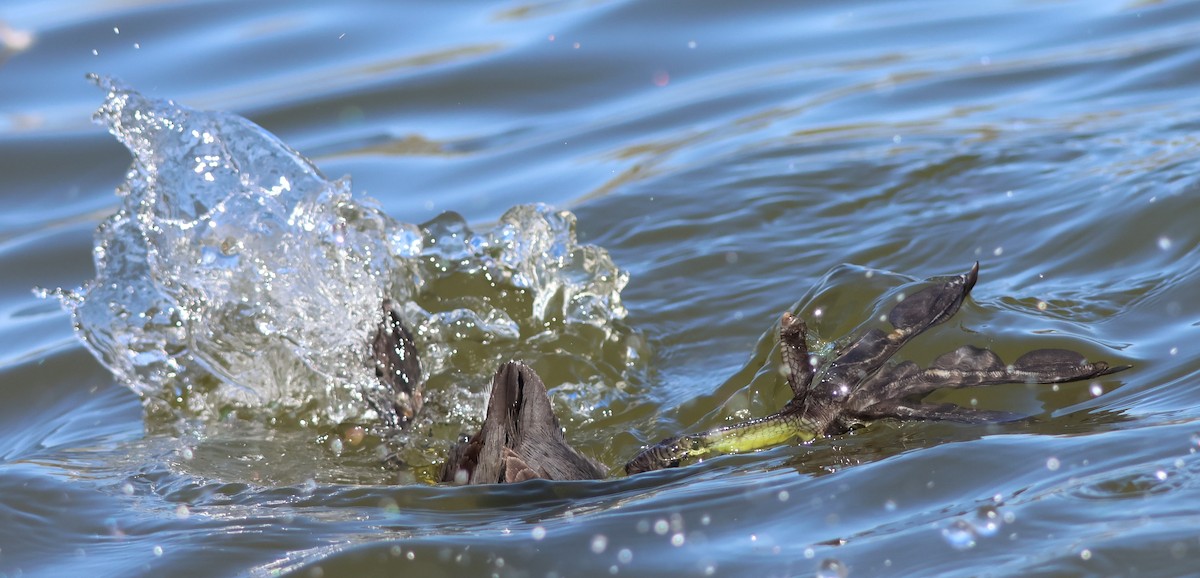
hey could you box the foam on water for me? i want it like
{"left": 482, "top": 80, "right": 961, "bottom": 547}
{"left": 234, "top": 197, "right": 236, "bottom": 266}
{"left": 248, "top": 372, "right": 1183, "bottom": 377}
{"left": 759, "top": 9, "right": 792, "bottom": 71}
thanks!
{"left": 55, "top": 76, "right": 636, "bottom": 437}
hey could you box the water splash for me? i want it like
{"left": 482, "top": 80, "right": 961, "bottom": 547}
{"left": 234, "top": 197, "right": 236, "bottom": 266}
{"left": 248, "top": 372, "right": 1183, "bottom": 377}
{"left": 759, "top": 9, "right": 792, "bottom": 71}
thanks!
{"left": 55, "top": 76, "right": 639, "bottom": 443}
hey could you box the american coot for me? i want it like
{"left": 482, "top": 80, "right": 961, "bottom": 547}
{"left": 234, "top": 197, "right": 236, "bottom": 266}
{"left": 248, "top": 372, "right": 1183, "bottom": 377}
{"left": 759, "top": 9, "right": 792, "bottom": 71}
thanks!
{"left": 370, "top": 264, "right": 1129, "bottom": 484}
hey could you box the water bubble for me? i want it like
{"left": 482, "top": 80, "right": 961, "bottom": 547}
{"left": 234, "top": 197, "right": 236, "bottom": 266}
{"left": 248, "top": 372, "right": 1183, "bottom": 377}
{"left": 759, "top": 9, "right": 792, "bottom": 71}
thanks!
{"left": 816, "top": 558, "right": 849, "bottom": 578}
{"left": 1046, "top": 457, "right": 1060, "bottom": 471}
{"left": 670, "top": 533, "right": 685, "bottom": 547}
{"left": 153, "top": 545, "right": 164, "bottom": 557}
{"left": 531, "top": 526, "right": 547, "bottom": 541}
{"left": 653, "top": 519, "right": 669, "bottom": 535}
{"left": 617, "top": 548, "right": 632, "bottom": 564}
{"left": 884, "top": 499, "right": 897, "bottom": 512}
{"left": 1158, "top": 237, "right": 1172, "bottom": 251}
{"left": 591, "top": 534, "right": 608, "bottom": 554}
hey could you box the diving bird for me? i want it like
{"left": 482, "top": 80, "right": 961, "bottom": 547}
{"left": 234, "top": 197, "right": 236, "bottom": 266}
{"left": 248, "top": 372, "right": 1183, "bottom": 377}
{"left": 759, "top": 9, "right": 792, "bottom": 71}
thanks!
{"left": 371, "top": 263, "right": 1129, "bottom": 482}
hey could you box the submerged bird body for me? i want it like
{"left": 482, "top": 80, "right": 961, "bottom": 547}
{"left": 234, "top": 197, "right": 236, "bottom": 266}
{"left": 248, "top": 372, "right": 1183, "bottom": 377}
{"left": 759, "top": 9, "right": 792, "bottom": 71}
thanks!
{"left": 369, "top": 263, "right": 1129, "bottom": 483}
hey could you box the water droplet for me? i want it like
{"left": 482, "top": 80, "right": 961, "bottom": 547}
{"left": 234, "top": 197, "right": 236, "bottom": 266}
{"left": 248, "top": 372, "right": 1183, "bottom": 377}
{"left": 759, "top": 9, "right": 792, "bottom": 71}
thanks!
{"left": 671, "top": 533, "right": 685, "bottom": 547}
{"left": 973, "top": 506, "right": 1001, "bottom": 537}
{"left": 1046, "top": 457, "right": 1060, "bottom": 471}
{"left": 617, "top": 548, "right": 632, "bottom": 564}
{"left": 654, "top": 519, "right": 669, "bottom": 535}
{"left": 884, "top": 499, "right": 897, "bottom": 512}
{"left": 941, "top": 519, "right": 977, "bottom": 550}
{"left": 591, "top": 534, "right": 608, "bottom": 554}
{"left": 531, "top": 526, "right": 546, "bottom": 540}
{"left": 1158, "top": 237, "right": 1172, "bottom": 250}
{"left": 816, "top": 558, "right": 849, "bottom": 578}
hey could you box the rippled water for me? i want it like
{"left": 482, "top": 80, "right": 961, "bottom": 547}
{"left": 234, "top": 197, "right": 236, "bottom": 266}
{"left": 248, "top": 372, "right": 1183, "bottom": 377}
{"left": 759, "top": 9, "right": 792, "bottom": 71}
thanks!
{"left": 3, "top": 1, "right": 1199, "bottom": 576}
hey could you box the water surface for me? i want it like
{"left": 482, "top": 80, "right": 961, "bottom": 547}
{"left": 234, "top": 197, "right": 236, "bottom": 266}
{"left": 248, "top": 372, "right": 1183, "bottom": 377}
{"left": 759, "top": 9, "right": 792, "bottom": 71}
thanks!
{"left": 2, "top": 1, "right": 1199, "bottom": 576}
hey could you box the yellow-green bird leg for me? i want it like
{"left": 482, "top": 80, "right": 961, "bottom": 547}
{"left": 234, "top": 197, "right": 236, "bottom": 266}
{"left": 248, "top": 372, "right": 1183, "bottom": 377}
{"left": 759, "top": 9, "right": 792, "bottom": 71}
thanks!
{"left": 625, "top": 411, "right": 818, "bottom": 474}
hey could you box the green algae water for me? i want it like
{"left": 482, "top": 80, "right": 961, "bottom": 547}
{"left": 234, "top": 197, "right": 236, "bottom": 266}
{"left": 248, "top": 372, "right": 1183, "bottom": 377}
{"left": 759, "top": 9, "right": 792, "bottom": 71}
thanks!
{"left": 2, "top": 1, "right": 1199, "bottom": 576}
